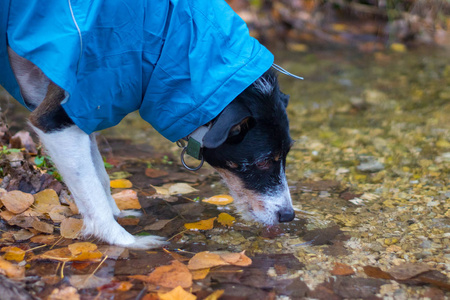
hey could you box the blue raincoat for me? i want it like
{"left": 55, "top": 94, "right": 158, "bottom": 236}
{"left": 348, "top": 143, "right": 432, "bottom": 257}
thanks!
{"left": 0, "top": 0, "right": 273, "bottom": 142}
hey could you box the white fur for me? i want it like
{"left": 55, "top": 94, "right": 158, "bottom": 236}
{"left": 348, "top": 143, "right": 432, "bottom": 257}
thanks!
{"left": 31, "top": 125, "right": 166, "bottom": 249}
{"left": 253, "top": 76, "right": 274, "bottom": 95}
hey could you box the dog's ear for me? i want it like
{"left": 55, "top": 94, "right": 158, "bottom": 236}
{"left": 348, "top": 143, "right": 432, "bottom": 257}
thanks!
{"left": 203, "top": 102, "right": 253, "bottom": 149}
{"left": 280, "top": 92, "right": 290, "bottom": 108}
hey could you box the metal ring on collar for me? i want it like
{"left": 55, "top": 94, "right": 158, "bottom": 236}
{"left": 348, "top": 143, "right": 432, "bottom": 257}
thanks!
{"left": 180, "top": 147, "right": 204, "bottom": 171}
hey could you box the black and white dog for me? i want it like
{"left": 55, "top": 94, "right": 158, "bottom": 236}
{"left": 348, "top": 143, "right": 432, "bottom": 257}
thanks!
{"left": 3, "top": 1, "right": 296, "bottom": 249}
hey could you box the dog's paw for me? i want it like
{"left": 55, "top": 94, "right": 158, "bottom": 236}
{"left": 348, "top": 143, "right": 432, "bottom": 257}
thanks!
{"left": 120, "top": 235, "right": 168, "bottom": 250}
{"left": 116, "top": 210, "right": 142, "bottom": 218}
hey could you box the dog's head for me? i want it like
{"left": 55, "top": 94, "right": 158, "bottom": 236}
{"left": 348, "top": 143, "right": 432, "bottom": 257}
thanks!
{"left": 202, "top": 70, "right": 295, "bottom": 225}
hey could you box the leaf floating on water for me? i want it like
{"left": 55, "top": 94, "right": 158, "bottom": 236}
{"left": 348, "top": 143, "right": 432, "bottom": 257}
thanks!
{"left": 202, "top": 194, "right": 234, "bottom": 205}
{"left": 217, "top": 213, "right": 235, "bottom": 227}
{"left": 1, "top": 246, "right": 26, "bottom": 262}
{"left": 112, "top": 189, "right": 141, "bottom": 210}
{"left": 48, "top": 286, "right": 80, "bottom": 300}
{"left": 190, "top": 268, "right": 210, "bottom": 280}
{"left": 158, "top": 286, "right": 197, "bottom": 300}
{"left": 146, "top": 260, "right": 193, "bottom": 288}
{"left": 168, "top": 183, "right": 198, "bottom": 195}
{"left": 109, "top": 171, "right": 132, "bottom": 180}
{"left": 219, "top": 251, "right": 252, "bottom": 267}
{"left": 69, "top": 274, "right": 112, "bottom": 289}
{"left": 184, "top": 217, "right": 216, "bottom": 231}
{"left": 145, "top": 219, "right": 174, "bottom": 231}
{"left": 110, "top": 179, "right": 133, "bottom": 189}
{"left": 1, "top": 190, "right": 34, "bottom": 214}
{"left": 187, "top": 251, "right": 229, "bottom": 270}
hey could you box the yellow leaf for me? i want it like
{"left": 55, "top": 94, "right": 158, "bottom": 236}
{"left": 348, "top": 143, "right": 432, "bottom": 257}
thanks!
{"left": 205, "top": 290, "right": 225, "bottom": 300}
{"left": 287, "top": 43, "right": 308, "bottom": 52}
{"left": 331, "top": 23, "right": 347, "bottom": 32}
{"left": 217, "top": 213, "right": 235, "bottom": 227}
{"left": 2, "top": 246, "right": 26, "bottom": 262}
{"left": 110, "top": 179, "right": 133, "bottom": 189}
{"left": 184, "top": 217, "right": 216, "bottom": 231}
{"left": 158, "top": 286, "right": 196, "bottom": 300}
{"left": 202, "top": 195, "right": 234, "bottom": 206}
{"left": 112, "top": 189, "right": 141, "bottom": 210}
{"left": 190, "top": 268, "right": 210, "bottom": 280}
{"left": 68, "top": 242, "right": 98, "bottom": 256}
{"left": 390, "top": 43, "right": 406, "bottom": 52}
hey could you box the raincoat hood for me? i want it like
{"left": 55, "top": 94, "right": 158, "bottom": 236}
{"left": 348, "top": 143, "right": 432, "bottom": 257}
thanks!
{"left": 0, "top": 0, "right": 274, "bottom": 142}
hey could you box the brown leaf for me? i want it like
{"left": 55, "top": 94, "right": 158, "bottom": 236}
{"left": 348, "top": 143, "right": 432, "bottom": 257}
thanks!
{"left": 363, "top": 266, "right": 393, "bottom": 280}
{"left": 49, "top": 205, "right": 74, "bottom": 222}
{"left": 219, "top": 251, "right": 252, "bottom": 267}
{"left": 145, "top": 168, "right": 169, "bottom": 178}
{"left": 147, "top": 260, "right": 192, "bottom": 288}
{"left": 387, "top": 263, "right": 431, "bottom": 280}
{"left": 118, "top": 217, "right": 140, "bottom": 226}
{"left": 60, "top": 217, "right": 83, "bottom": 239}
{"left": 1, "top": 190, "right": 34, "bottom": 214}
{"left": 188, "top": 252, "right": 229, "bottom": 270}
{"left": 10, "top": 130, "right": 37, "bottom": 153}
{"left": 13, "top": 229, "right": 35, "bottom": 241}
{"left": 112, "top": 189, "right": 141, "bottom": 210}
{"left": 0, "top": 257, "right": 25, "bottom": 278}
{"left": 145, "top": 219, "right": 174, "bottom": 231}
{"left": 69, "top": 274, "right": 111, "bottom": 289}
{"left": 32, "top": 219, "right": 54, "bottom": 234}
{"left": 30, "top": 234, "right": 58, "bottom": 244}
{"left": 330, "top": 263, "right": 355, "bottom": 276}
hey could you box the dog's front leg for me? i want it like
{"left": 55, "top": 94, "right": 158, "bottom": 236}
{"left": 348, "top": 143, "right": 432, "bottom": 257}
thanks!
{"left": 28, "top": 83, "right": 165, "bottom": 249}
{"left": 89, "top": 134, "right": 142, "bottom": 218}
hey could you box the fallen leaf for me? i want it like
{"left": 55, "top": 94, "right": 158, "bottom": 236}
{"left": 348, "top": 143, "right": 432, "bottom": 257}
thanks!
{"left": 48, "top": 286, "right": 80, "bottom": 300}
{"left": 217, "top": 213, "right": 235, "bottom": 227}
{"left": 110, "top": 179, "right": 133, "bottom": 189}
{"left": 145, "top": 219, "right": 174, "bottom": 231}
{"left": 109, "top": 171, "right": 132, "bottom": 180}
{"left": 0, "top": 257, "right": 25, "bottom": 278}
{"left": 387, "top": 263, "right": 431, "bottom": 280}
{"left": 30, "top": 234, "right": 58, "bottom": 244}
{"left": 68, "top": 242, "right": 98, "bottom": 256}
{"left": 34, "top": 189, "right": 60, "bottom": 205}
{"left": 147, "top": 260, "right": 192, "bottom": 288}
{"left": 331, "top": 262, "right": 355, "bottom": 276}
{"left": 116, "top": 281, "right": 134, "bottom": 292}
{"left": 188, "top": 251, "right": 229, "bottom": 270}
{"left": 118, "top": 217, "right": 140, "bottom": 226}
{"left": 49, "top": 205, "right": 74, "bottom": 222}
{"left": 1, "top": 190, "right": 34, "bottom": 213}
{"left": 219, "top": 251, "right": 252, "bottom": 267}
{"left": 1, "top": 246, "right": 26, "bottom": 262}
{"left": 60, "top": 217, "right": 83, "bottom": 239}
{"left": 205, "top": 290, "right": 225, "bottom": 300}
{"left": 202, "top": 195, "right": 233, "bottom": 205}
{"left": 112, "top": 189, "right": 141, "bottom": 210}
{"left": 163, "top": 249, "right": 190, "bottom": 262}
{"left": 184, "top": 217, "right": 216, "bottom": 230}
{"left": 0, "top": 210, "right": 15, "bottom": 221}
{"left": 363, "top": 266, "right": 393, "bottom": 279}
{"left": 13, "top": 229, "right": 35, "bottom": 241}
{"left": 145, "top": 168, "right": 169, "bottom": 178}
{"left": 158, "top": 286, "right": 196, "bottom": 300}
{"left": 190, "top": 268, "right": 210, "bottom": 280}
{"left": 32, "top": 219, "right": 54, "bottom": 234}
{"left": 69, "top": 274, "right": 112, "bottom": 289}
{"left": 168, "top": 183, "right": 198, "bottom": 195}
{"left": 390, "top": 42, "right": 407, "bottom": 52}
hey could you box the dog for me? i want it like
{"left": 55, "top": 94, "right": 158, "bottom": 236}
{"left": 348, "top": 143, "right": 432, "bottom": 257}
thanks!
{"left": 1, "top": 0, "right": 295, "bottom": 248}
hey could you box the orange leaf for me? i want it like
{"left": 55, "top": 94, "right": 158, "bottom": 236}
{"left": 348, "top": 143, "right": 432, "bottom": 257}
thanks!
{"left": 184, "top": 217, "right": 216, "bottom": 231}
{"left": 202, "top": 195, "right": 233, "bottom": 205}
{"left": 68, "top": 242, "right": 98, "bottom": 256}
{"left": 116, "top": 281, "right": 134, "bottom": 292}
{"left": 217, "top": 213, "right": 235, "bottom": 227}
{"left": 112, "top": 189, "right": 141, "bottom": 210}
{"left": 110, "top": 179, "right": 133, "bottom": 189}
{"left": 1, "top": 190, "right": 34, "bottom": 214}
{"left": 0, "top": 257, "right": 25, "bottom": 278}
{"left": 158, "top": 286, "right": 196, "bottom": 300}
{"left": 60, "top": 217, "right": 83, "bottom": 239}
{"left": 219, "top": 251, "right": 252, "bottom": 267}
{"left": 2, "top": 246, "right": 26, "bottom": 262}
{"left": 188, "top": 252, "right": 229, "bottom": 270}
{"left": 145, "top": 168, "right": 169, "bottom": 178}
{"left": 147, "top": 260, "right": 192, "bottom": 288}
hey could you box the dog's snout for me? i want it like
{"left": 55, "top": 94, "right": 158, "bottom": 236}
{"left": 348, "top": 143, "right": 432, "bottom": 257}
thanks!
{"left": 277, "top": 209, "right": 295, "bottom": 223}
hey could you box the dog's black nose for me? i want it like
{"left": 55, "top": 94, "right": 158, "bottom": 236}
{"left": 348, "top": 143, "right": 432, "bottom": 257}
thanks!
{"left": 278, "top": 209, "right": 295, "bottom": 223}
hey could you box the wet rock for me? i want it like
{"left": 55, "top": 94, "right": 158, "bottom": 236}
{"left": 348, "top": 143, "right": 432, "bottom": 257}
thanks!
{"left": 333, "top": 277, "right": 386, "bottom": 299}
{"left": 302, "top": 225, "right": 343, "bottom": 245}
{"left": 357, "top": 156, "right": 384, "bottom": 173}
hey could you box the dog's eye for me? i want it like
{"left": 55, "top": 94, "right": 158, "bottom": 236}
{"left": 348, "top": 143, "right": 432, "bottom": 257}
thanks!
{"left": 255, "top": 159, "right": 272, "bottom": 170}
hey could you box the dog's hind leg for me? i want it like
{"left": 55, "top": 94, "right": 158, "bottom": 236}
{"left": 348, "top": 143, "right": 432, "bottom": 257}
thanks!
{"left": 29, "top": 83, "right": 165, "bottom": 249}
{"left": 89, "top": 134, "right": 141, "bottom": 218}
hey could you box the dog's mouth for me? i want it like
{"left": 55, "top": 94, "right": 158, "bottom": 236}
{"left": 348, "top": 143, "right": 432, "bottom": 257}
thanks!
{"left": 216, "top": 168, "right": 295, "bottom": 225}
